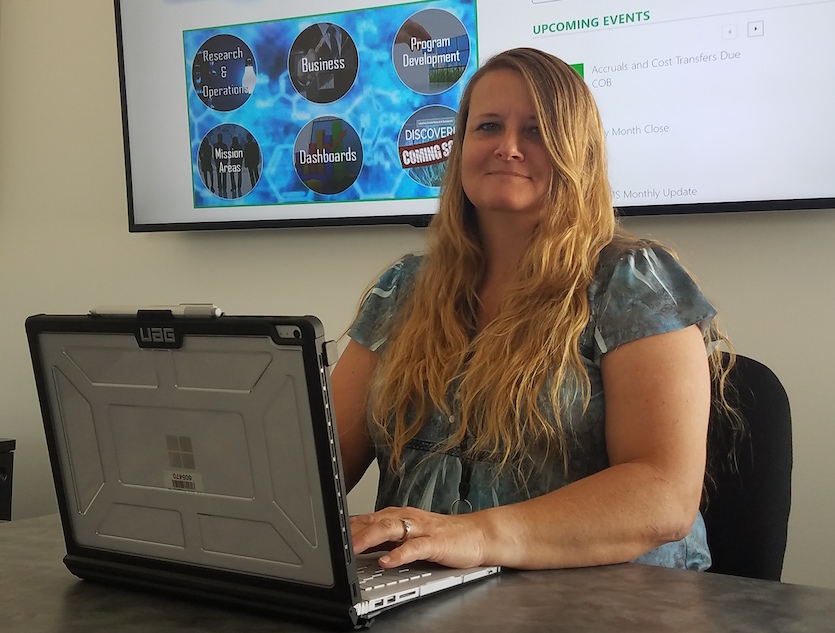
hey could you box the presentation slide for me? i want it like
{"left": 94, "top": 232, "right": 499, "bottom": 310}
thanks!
{"left": 184, "top": 1, "right": 474, "bottom": 214}
{"left": 116, "top": 0, "right": 835, "bottom": 230}
{"left": 477, "top": 0, "right": 835, "bottom": 209}
{"left": 120, "top": 0, "right": 477, "bottom": 228}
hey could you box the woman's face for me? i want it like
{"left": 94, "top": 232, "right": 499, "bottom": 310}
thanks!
{"left": 461, "top": 69, "right": 552, "bottom": 222}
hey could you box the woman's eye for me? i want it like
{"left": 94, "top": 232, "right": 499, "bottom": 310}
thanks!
{"left": 476, "top": 122, "right": 499, "bottom": 132}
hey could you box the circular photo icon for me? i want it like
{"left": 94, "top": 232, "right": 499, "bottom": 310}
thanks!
{"left": 393, "top": 9, "right": 470, "bottom": 95}
{"left": 192, "top": 34, "right": 257, "bottom": 111}
{"left": 398, "top": 105, "right": 457, "bottom": 187}
{"left": 288, "top": 23, "right": 359, "bottom": 104}
{"left": 293, "top": 116, "right": 363, "bottom": 195}
{"left": 197, "top": 124, "right": 262, "bottom": 199}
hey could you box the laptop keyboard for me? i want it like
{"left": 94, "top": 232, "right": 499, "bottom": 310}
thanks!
{"left": 356, "top": 561, "right": 433, "bottom": 595}
{"left": 353, "top": 555, "right": 500, "bottom": 616}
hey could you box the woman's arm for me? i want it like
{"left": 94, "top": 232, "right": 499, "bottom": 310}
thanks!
{"left": 349, "top": 324, "right": 711, "bottom": 569}
{"left": 330, "top": 338, "right": 378, "bottom": 492}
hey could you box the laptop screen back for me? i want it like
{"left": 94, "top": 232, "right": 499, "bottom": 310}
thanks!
{"left": 35, "top": 327, "right": 336, "bottom": 587}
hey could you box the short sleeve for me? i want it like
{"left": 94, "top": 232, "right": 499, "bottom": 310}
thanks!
{"left": 589, "top": 247, "right": 716, "bottom": 364}
{"left": 349, "top": 255, "right": 422, "bottom": 353}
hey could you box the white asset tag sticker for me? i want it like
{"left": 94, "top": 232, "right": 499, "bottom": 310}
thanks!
{"left": 164, "top": 470, "right": 205, "bottom": 492}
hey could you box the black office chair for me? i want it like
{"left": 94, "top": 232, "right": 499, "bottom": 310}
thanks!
{"left": 0, "top": 438, "right": 15, "bottom": 521}
{"left": 702, "top": 354, "right": 792, "bottom": 581}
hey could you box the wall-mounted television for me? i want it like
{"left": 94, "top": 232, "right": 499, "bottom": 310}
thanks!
{"left": 115, "top": 0, "right": 835, "bottom": 232}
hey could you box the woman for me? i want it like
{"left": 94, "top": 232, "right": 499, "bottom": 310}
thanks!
{"left": 332, "top": 48, "right": 729, "bottom": 572}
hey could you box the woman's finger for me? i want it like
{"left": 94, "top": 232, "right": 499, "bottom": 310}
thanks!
{"left": 351, "top": 513, "right": 416, "bottom": 553}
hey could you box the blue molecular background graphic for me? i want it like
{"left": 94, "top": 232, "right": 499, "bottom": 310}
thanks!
{"left": 184, "top": 0, "right": 477, "bottom": 211}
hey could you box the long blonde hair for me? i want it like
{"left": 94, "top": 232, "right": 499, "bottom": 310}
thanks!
{"left": 367, "top": 48, "right": 739, "bottom": 475}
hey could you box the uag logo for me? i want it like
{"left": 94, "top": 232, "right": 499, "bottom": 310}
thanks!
{"left": 135, "top": 325, "right": 182, "bottom": 348}
{"left": 140, "top": 326, "right": 176, "bottom": 343}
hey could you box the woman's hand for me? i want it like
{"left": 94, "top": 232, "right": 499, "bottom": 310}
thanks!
{"left": 350, "top": 507, "right": 490, "bottom": 569}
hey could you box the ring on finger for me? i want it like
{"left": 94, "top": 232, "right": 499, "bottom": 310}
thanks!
{"left": 398, "top": 518, "right": 412, "bottom": 542}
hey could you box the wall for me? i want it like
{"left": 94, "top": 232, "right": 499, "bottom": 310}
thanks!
{"left": 1, "top": 0, "right": 833, "bottom": 589}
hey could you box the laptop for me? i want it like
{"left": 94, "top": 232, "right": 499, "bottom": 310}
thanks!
{"left": 25, "top": 306, "right": 500, "bottom": 628}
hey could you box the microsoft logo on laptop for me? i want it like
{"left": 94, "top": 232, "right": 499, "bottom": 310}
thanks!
{"left": 165, "top": 435, "right": 204, "bottom": 492}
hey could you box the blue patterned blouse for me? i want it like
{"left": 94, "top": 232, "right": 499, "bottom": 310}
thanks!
{"left": 349, "top": 245, "right": 716, "bottom": 570}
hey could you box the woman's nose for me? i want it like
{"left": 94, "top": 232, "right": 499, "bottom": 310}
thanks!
{"left": 494, "top": 131, "right": 523, "bottom": 160}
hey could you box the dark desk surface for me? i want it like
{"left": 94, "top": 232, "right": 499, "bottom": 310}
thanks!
{"left": 2, "top": 515, "right": 834, "bottom": 633}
